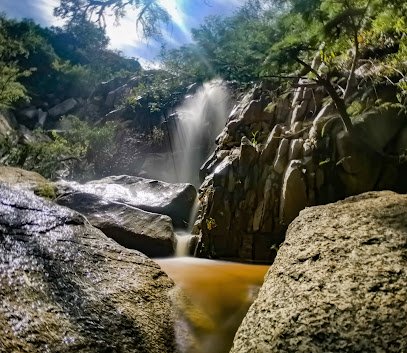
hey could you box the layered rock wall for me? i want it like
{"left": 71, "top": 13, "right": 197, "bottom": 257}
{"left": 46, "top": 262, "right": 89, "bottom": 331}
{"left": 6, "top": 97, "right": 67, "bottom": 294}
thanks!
{"left": 194, "top": 81, "right": 407, "bottom": 263}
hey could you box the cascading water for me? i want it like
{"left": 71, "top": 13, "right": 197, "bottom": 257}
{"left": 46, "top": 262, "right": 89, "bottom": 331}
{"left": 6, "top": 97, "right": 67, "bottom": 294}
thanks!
{"left": 153, "top": 80, "right": 268, "bottom": 353}
{"left": 166, "top": 79, "right": 231, "bottom": 186}
{"left": 167, "top": 79, "right": 231, "bottom": 257}
{"left": 175, "top": 197, "right": 201, "bottom": 257}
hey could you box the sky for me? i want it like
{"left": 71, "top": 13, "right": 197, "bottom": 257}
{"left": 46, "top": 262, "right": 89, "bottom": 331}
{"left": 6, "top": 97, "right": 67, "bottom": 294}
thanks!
{"left": 0, "top": 0, "right": 246, "bottom": 66}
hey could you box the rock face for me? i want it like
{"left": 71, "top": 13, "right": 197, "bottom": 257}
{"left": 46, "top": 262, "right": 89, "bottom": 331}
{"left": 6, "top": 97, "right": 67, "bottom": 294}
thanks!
{"left": 0, "top": 110, "right": 18, "bottom": 137}
{"left": 231, "top": 191, "right": 407, "bottom": 352}
{"left": 48, "top": 98, "right": 78, "bottom": 118}
{"left": 194, "top": 80, "right": 407, "bottom": 263}
{"left": 0, "top": 166, "right": 55, "bottom": 199}
{"left": 57, "top": 175, "right": 197, "bottom": 228}
{"left": 57, "top": 192, "right": 177, "bottom": 257}
{"left": 0, "top": 184, "right": 187, "bottom": 352}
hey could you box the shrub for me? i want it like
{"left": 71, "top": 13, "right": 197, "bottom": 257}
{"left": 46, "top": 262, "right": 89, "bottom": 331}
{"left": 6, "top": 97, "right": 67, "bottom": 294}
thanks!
{"left": 0, "top": 115, "right": 117, "bottom": 180}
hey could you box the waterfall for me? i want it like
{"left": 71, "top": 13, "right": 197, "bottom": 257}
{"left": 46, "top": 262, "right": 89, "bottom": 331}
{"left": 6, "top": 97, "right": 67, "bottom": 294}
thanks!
{"left": 167, "top": 79, "right": 231, "bottom": 186}
{"left": 159, "top": 79, "right": 231, "bottom": 257}
{"left": 175, "top": 197, "right": 201, "bottom": 257}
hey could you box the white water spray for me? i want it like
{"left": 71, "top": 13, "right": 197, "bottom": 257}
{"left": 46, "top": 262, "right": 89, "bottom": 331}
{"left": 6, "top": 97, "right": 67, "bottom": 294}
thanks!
{"left": 175, "top": 197, "right": 201, "bottom": 257}
{"left": 168, "top": 79, "right": 231, "bottom": 186}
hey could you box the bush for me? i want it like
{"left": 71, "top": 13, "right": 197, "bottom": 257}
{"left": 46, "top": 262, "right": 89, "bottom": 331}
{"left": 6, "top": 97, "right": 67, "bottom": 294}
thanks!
{"left": 0, "top": 115, "right": 117, "bottom": 180}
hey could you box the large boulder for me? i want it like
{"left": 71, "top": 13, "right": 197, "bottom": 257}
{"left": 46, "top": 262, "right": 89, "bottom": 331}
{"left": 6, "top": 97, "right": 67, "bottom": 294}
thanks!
{"left": 56, "top": 192, "right": 177, "bottom": 257}
{"left": 56, "top": 175, "right": 197, "bottom": 228}
{"left": 0, "top": 184, "right": 189, "bottom": 352}
{"left": 16, "top": 107, "right": 38, "bottom": 129}
{"left": 48, "top": 98, "right": 78, "bottom": 118}
{"left": 231, "top": 191, "right": 407, "bottom": 353}
{"left": 0, "top": 166, "right": 55, "bottom": 199}
{"left": 0, "top": 165, "right": 47, "bottom": 186}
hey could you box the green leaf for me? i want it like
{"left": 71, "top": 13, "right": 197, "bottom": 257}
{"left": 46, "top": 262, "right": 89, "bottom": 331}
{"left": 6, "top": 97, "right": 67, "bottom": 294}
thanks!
{"left": 319, "top": 159, "right": 331, "bottom": 166}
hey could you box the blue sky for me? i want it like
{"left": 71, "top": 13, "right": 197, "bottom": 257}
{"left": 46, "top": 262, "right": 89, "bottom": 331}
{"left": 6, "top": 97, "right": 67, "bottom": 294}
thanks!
{"left": 0, "top": 0, "right": 246, "bottom": 66}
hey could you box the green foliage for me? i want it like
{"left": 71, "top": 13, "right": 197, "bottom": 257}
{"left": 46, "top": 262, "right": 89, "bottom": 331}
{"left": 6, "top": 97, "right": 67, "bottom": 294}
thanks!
{"left": 206, "top": 217, "right": 217, "bottom": 231}
{"left": 55, "top": 0, "right": 171, "bottom": 39}
{"left": 34, "top": 183, "right": 56, "bottom": 200}
{"left": 120, "top": 71, "right": 191, "bottom": 115}
{"left": 252, "top": 131, "right": 259, "bottom": 145}
{"left": 1, "top": 115, "right": 117, "bottom": 180}
{"left": 0, "top": 15, "right": 34, "bottom": 107}
{"left": 149, "top": 126, "right": 165, "bottom": 145}
{"left": 0, "top": 13, "right": 141, "bottom": 107}
{"left": 160, "top": 2, "right": 279, "bottom": 83}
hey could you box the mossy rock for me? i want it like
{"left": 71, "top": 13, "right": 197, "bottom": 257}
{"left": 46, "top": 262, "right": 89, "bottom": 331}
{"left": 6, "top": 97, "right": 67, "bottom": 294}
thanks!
{"left": 33, "top": 183, "right": 56, "bottom": 200}
{"left": 0, "top": 166, "right": 55, "bottom": 200}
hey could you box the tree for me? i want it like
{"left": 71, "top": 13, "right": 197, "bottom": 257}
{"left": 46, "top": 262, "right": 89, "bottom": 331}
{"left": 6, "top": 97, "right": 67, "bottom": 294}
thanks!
{"left": 0, "top": 15, "right": 33, "bottom": 107}
{"left": 263, "top": 0, "right": 407, "bottom": 132}
{"left": 160, "top": 1, "right": 280, "bottom": 83}
{"left": 54, "top": 0, "right": 171, "bottom": 38}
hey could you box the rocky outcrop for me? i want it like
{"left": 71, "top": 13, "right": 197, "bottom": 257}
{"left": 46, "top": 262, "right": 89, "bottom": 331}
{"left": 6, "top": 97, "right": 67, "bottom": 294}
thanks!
{"left": 48, "top": 98, "right": 78, "bottom": 118}
{"left": 56, "top": 192, "right": 177, "bottom": 257}
{"left": 0, "top": 165, "right": 48, "bottom": 187}
{"left": 231, "top": 191, "right": 407, "bottom": 352}
{"left": 193, "top": 80, "right": 407, "bottom": 263}
{"left": 56, "top": 175, "right": 197, "bottom": 228}
{"left": 0, "top": 166, "right": 55, "bottom": 199}
{"left": 0, "top": 184, "right": 189, "bottom": 352}
{"left": 0, "top": 110, "right": 18, "bottom": 138}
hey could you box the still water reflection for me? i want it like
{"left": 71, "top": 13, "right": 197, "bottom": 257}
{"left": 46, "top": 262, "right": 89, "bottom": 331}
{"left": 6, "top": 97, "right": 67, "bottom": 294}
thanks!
{"left": 156, "top": 257, "right": 269, "bottom": 353}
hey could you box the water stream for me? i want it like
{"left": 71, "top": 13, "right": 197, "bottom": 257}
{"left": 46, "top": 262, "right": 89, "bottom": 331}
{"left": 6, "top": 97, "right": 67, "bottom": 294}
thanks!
{"left": 154, "top": 79, "right": 269, "bottom": 352}
{"left": 156, "top": 257, "right": 269, "bottom": 353}
{"left": 156, "top": 79, "right": 231, "bottom": 186}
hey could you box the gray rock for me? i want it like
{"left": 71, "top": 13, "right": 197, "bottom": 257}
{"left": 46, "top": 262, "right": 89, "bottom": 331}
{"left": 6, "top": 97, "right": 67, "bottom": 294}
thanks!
{"left": 37, "top": 108, "right": 48, "bottom": 127}
{"left": 0, "top": 184, "right": 187, "bottom": 353}
{"left": 239, "top": 136, "right": 258, "bottom": 176}
{"left": 56, "top": 175, "right": 197, "bottom": 228}
{"left": 93, "top": 76, "right": 128, "bottom": 97}
{"left": 336, "top": 131, "right": 382, "bottom": 195}
{"left": 288, "top": 138, "right": 303, "bottom": 160}
{"left": 0, "top": 166, "right": 50, "bottom": 194}
{"left": 272, "top": 138, "right": 289, "bottom": 174}
{"left": 105, "top": 84, "right": 129, "bottom": 108}
{"left": 16, "top": 107, "right": 38, "bottom": 128}
{"left": 232, "top": 191, "right": 407, "bottom": 353}
{"left": 279, "top": 160, "right": 307, "bottom": 225}
{"left": 57, "top": 192, "right": 177, "bottom": 257}
{"left": 0, "top": 110, "right": 17, "bottom": 137}
{"left": 18, "top": 125, "right": 51, "bottom": 144}
{"left": 48, "top": 98, "right": 78, "bottom": 118}
{"left": 290, "top": 100, "right": 308, "bottom": 125}
{"left": 260, "top": 124, "right": 283, "bottom": 165}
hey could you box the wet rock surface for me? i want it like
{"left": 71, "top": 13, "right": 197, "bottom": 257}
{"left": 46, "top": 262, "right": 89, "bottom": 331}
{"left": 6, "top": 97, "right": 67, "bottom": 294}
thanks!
{"left": 231, "top": 191, "right": 407, "bottom": 352}
{"left": 0, "top": 184, "right": 183, "bottom": 353}
{"left": 56, "top": 175, "right": 197, "bottom": 228}
{"left": 56, "top": 192, "right": 177, "bottom": 257}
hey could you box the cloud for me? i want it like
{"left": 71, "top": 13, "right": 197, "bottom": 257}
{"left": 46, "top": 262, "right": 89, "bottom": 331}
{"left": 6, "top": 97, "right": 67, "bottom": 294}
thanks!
{"left": 0, "top": 0, "right": 243, "bottom": 63}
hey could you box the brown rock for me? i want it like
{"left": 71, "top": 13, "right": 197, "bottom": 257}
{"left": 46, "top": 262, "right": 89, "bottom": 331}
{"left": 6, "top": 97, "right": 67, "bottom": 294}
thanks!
{"left": 232, "top": 191, "right": 407, "bottom": 353}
